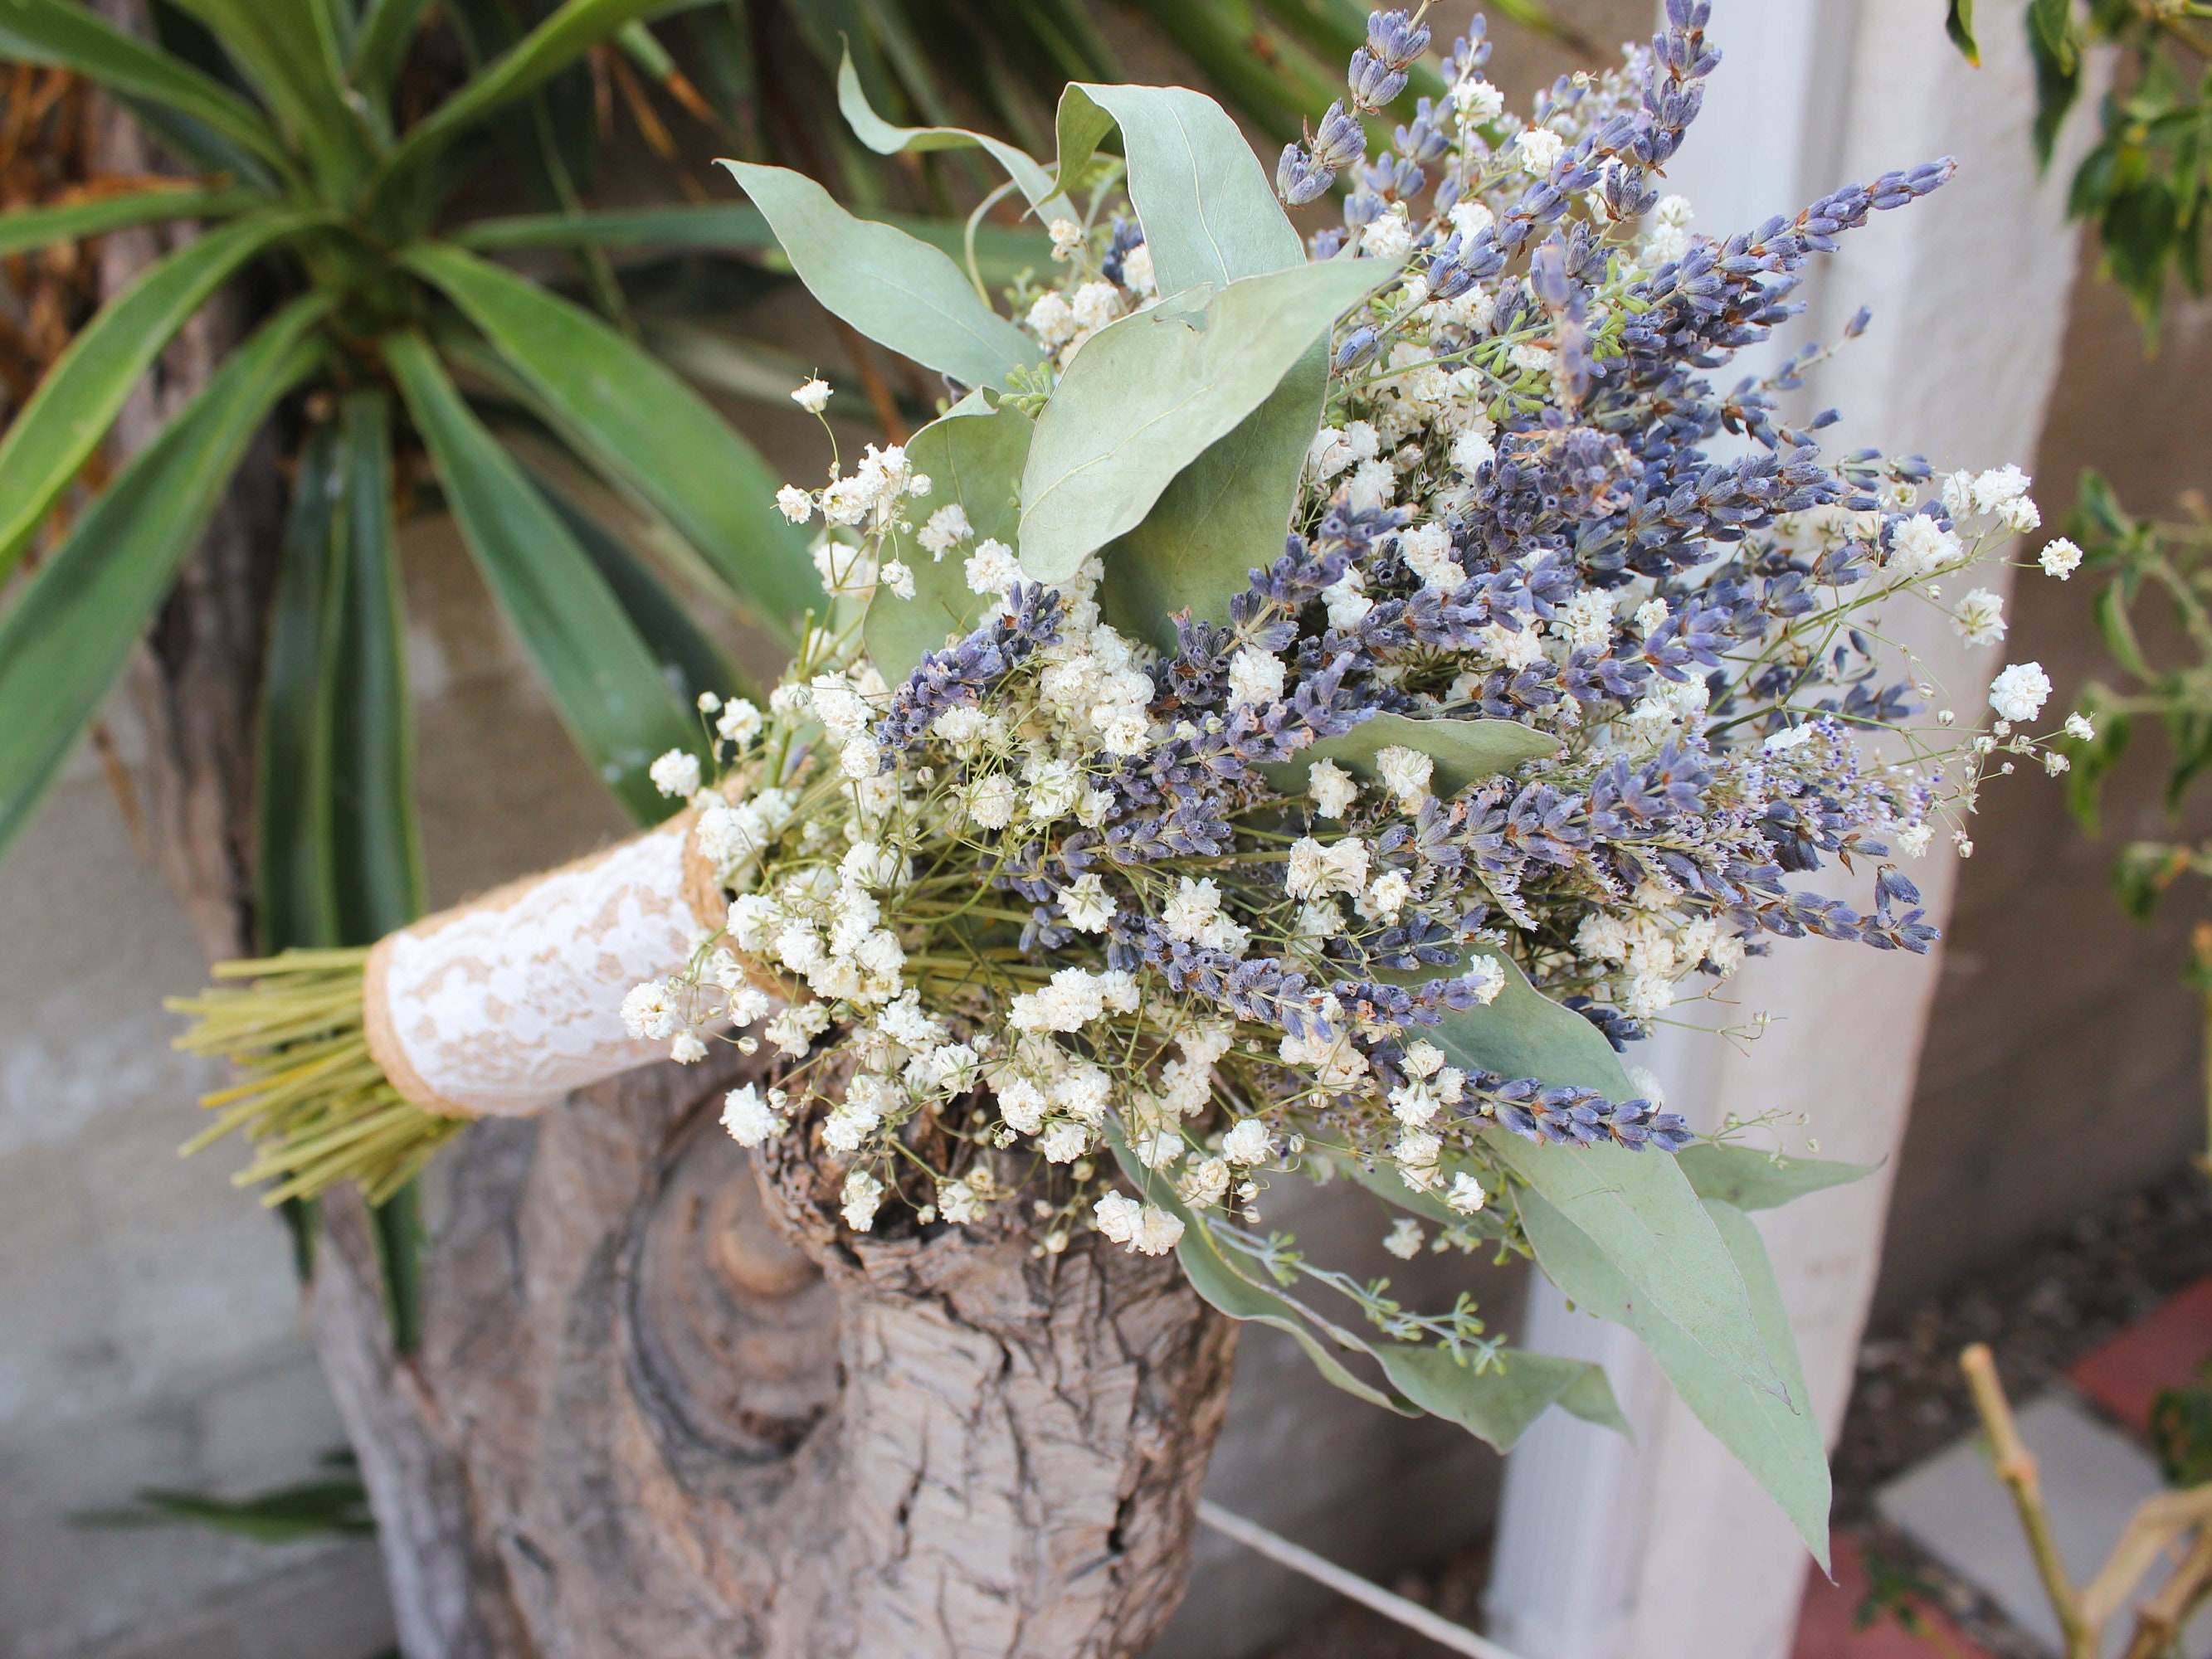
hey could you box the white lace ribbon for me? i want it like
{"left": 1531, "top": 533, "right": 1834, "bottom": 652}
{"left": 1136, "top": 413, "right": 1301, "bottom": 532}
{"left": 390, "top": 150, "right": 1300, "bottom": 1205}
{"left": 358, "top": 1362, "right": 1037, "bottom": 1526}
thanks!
{"left": 363, "top": 814, "right": 713, "bottom": 1118}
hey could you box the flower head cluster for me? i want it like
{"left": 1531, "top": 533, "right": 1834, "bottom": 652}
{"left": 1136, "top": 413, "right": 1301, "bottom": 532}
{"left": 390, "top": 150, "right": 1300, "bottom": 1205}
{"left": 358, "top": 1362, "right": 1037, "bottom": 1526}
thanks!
{"left": 628, "top": 6, "right": 2075, "bottom": 1345}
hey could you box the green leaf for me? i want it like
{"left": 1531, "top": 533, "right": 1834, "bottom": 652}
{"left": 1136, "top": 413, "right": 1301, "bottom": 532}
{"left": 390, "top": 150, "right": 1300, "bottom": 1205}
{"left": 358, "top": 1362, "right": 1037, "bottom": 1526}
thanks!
{"left": 0, "top": 210, "right": 314, "bottom": 580}
{"left": 1674, "top": 1143, "right": 1873, "bottom": 1212}
{"left": 1098, "top": 343, "right": 1326, "bottom": 654}
{"left": 1018, "top": 258, "right": 1395, "bottom": 581}
{"left": 379, "top": 0, "right": 673, "bottom": 187}
{"left": 451, "top": 202, "right": 1051, "bottom": 285}
{"left": 256, "top": 389, "right": 421, "bottom": 953}
{"left": 2027, "top": 1, "right": 2082, "bottom": 169}
{"left": 1258, "top": 711, "right": 1562, "bottom": 799}
{"left": 351, "top": 0, "right": 431, "bottom": 109}
{"left": 382, "top": 330, "right": 700, "bottom": 825}
{"left": 1519, "top": 1186, "right": 1831, "bottom": 1565}
{"left": 836, "top": 45, "right": 1069, "bottom": 221}
{"left": 1055, "top": 82, "right": 1304, "bottom": 296}
{"left": 1104, "top": 1126, "right": 1620, "bottom": 1448}
{"left": 867, "top": 392, "right": 1032, "bottom": 684}
{"left": 325, "top": 392, "right": 423, "bottom": 944}
{"left": 1944, "top": 0, "right": 1977, "bottom": 64}
{"left": 716, "top": 160, "right": 1045, "bottom": 392}
{"left": 1490, "top": 1129, "right": 1784, "bottom": 1402}
{"left": 158, "top": 0, "right": 371, "bottom": 188}
{"left": 0, "top": 0, "right": 292, "bottom": 175}
{"left": 534, "top": 472, "right": 741, "bottom": 710}
{"left": 373, "top": 1178, "right": 426, "bottom": 1354}
{"left": 0, "top": 185, "right": 266, "bottom": 260}
{"left": 0, "top": 298, "right": 326, "bottom": 863}
{"left": 1426, "top": 951, "right": 1634, "bottom": 1097}
{"left": 256, "top": 418, "right": 350, "bottom": 951}
{"left": 2029, "top": 0, "right": 2078, "bottom": 74}
{"left": 402, "top": 243, "right": 820, "bottom": 641}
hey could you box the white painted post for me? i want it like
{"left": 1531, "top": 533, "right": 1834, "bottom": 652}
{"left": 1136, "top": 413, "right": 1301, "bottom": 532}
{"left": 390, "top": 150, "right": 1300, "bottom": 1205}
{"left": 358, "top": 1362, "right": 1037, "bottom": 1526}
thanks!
{"left": 1484, "top": 6, "right": 2093, "bottom": 1656}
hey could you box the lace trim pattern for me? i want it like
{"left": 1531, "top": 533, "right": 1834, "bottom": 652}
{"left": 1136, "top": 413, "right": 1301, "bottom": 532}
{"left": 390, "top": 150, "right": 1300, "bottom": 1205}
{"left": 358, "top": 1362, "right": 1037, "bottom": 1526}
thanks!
{"left": 363, "top": 815, "right": 709, "bottom": 1117}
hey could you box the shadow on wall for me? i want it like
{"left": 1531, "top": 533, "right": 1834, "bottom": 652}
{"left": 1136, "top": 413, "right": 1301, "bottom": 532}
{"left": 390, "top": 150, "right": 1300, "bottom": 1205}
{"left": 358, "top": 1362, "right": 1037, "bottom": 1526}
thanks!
{"left": 1881, "top": 246, "right": 2212, "bottom": 1317}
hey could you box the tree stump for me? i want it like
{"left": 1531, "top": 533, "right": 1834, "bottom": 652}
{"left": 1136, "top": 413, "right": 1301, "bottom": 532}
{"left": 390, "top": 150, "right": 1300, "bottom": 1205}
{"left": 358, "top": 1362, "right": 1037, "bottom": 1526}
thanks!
{"left": 312, "top": 1051, "right": 1238, "bottom": 1658}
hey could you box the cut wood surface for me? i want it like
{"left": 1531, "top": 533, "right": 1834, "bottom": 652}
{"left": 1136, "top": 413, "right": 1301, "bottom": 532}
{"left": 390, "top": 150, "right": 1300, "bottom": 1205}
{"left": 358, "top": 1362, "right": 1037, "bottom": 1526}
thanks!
{"left": 314, "top": 1048, "right": 1236, "bottom": 1658}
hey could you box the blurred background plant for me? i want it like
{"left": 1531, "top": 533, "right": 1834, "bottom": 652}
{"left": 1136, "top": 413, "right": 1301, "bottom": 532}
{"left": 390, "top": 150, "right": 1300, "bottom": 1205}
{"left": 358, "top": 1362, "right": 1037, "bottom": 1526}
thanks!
{"left": 1947, "top": 0, "right": 2211, "bottom": 336}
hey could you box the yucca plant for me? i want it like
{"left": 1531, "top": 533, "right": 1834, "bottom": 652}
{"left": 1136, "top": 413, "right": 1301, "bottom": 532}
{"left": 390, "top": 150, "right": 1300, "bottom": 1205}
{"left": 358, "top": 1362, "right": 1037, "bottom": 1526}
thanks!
{"left": 0, "top": 0, "right": 852, "bottom": 931}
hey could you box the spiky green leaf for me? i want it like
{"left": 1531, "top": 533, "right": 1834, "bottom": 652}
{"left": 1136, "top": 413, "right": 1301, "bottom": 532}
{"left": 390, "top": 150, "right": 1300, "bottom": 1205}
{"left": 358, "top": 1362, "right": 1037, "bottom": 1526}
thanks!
{"left": 0, "top": 210, "right": 314, "bottom": 579}
{"left": 382, "top": 330, "right": 699, "bottom": 825}
{"left": 403, "top": 242, "right": 820, "bottom": 640}
{"left": 0, "top": 298, "right": 326, "bottom": 862}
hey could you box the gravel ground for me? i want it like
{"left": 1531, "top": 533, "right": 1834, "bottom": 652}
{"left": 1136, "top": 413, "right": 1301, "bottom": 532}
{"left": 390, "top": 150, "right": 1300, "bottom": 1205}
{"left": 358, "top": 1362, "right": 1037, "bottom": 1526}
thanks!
{"left": 1248, "top": 1164, "right": 2212, "bottom": 1658}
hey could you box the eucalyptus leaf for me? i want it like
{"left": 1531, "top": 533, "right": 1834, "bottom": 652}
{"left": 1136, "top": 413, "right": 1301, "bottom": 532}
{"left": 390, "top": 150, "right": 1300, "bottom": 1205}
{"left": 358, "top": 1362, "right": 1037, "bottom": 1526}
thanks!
{"left": 1019, "top": 257, "right": 1395, "bottom": 580}
{"left": 1106, "top": 1129, "right": 1626, "bottom": 1449}
{"left": 1489, "top": 1128, "right": 1783, "bottom": 1401}
{"left": 1055, "top": 82, "right": 1303, "bottom": 296}
{"left": 1421, "top": 951, "right": 1635, "bottom": 1098}
{"left": 1520, "top": 1185, "right": 1831, "bottom": 1564}
{"left": 1098, "top": 344, "right": 1325, "bottom": 654}
{"left": 1674, "top": 1143, "right": 1873, "bottom": 1212}
{"left": 1258, "top": 711, "right": 1562, "bottom": 799}
{"left": 836, "top": 46, "right": 1069, "bottom": 222}
{"left": 718, "top": 160, "right": 1045, "bottom": 392}
{"left": 865, "top": 393, "right": 1032, "bottom": 684}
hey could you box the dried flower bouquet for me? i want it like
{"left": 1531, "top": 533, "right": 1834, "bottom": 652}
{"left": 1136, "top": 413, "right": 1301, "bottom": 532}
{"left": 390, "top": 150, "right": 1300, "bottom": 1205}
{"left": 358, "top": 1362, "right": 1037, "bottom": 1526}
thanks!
{"left": 178, "top": 2, "right": 2083, "bottom": 1558}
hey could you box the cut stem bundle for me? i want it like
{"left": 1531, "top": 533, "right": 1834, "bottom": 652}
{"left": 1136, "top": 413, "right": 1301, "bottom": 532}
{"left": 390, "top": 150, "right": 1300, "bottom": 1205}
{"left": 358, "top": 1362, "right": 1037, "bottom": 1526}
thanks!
{"left": 168, "top": 949, "right": 460, "bottom": 1206}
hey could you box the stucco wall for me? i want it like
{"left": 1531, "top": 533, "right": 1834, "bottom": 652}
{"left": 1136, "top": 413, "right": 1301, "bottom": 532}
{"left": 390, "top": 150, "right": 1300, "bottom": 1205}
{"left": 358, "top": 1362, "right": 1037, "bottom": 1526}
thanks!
{"left": 1879, "top": 265, "right": 2212, "bottom": 1316}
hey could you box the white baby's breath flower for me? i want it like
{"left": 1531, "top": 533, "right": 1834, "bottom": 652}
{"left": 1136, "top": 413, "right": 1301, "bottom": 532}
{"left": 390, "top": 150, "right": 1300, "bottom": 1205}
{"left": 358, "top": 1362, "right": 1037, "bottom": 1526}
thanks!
{"left": 1989, "top": 661, "right": 2052, "bottom": 722}
{"left": 1308, "top": 758, "right": 1358, "bottom": 819}
{"left": 1048, "top": 216, "right": 1084, "bottom": 260}
{"left": 1226, "top": 645, "right": 1286, "bottom": 708}
{"left": 964, "top": 538, "right": 1024, "bottom": 598}
{"left": 840, "top": 1169, "right": 884, "bottom": 1231}
{"left": 917, "top": 504, "right": 972, "bottom": 559}
{"left": 1374, "top": 744, "right": 1433, "bottom": 809}
{"left": 775, "top": 484, "right": 813, "bottom": 524}
{"left": 720, "top": 1084, "right": 784, "bottom": 1147}
{"left": 1517, "top": 126, "right": 1564, "bottom": 174}
{"left": 1951, "top": 588, "right": 2005, "bottom": 645}
{"left": 1447, "top": 1172, "right": 1488, "bottom": 1214}
{"left": 1060, "top": 872, "right": 1114, "bottom": 932}
{"left": 1888, "top": 514, "right": 1961, "bottom": 579}
{"left": 967, "top": 772, "right": 1018, "bottom": 830}
{"left": 791, "top": 377, "right": 831, "bottom": 414}
{"left": 670, "top": 1031, "right": 707, "bottom": 1064}
{"left": 1222, "top": 1117, "right": 1277, "bottom": 1165}
{"left": 1382, "top": 1217, "right": 1425, "bottom": 1259}
{"left": 1366, "top": 869, "right": 1411, "bottom": 921}
{"left": 621, "top": 980, "right": 680, "bottom": 1040}
{"left": 1121, "top": 243, "right": 1156, "bottom": 295}
{"left": 879, "top": 559, "right": 916, "bottom": 601}
{"left": 2040, "top": 537, "right": 2083, "bottom": 579}
{"left": 649, "top": 749, "right": 700, "bottom": 799}
{"left": 715, "top": 698, "right": 763, "bottom": 744}
{"left": 2064, "top": 712, "right": 2096, "bottom": 742}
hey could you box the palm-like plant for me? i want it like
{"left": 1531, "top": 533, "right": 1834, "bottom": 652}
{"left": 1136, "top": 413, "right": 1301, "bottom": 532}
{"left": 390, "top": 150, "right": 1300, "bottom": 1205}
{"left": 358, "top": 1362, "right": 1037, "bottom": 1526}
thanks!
{"left": 0, "top": 0, "right": 875, "bottom": 944}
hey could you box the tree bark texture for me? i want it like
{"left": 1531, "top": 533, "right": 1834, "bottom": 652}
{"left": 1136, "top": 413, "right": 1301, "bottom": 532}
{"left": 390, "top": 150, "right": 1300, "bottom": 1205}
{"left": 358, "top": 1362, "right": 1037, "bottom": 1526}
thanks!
{"left": 314, "top": 1048, "right": 1237, "bottom": 1658}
